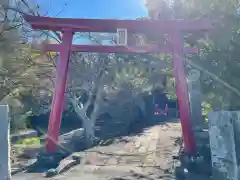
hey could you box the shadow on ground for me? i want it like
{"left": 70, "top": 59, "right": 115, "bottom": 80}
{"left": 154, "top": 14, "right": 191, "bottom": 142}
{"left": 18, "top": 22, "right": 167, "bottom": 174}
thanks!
{"left": 28, "top": 107, "right": 179, "bottom": 143}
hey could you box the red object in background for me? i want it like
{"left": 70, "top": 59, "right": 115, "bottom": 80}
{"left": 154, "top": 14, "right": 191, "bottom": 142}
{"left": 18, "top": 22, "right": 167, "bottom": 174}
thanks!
{"left": 24, "top": 15, "right": 213, "bottom": 154}
{"left": 154, "top": 104, "right": 168, "bottom": 116}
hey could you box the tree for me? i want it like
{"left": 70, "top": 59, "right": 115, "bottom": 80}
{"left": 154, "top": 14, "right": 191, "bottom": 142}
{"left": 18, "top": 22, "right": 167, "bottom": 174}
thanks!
{"left": 67, "top": 52, "right": 113, "bottom": 146}
{"left": 145, "top": 0, "right": 240, "bottom": 113}
{"left": 66, "top": 49, "right": 169, "bottom": 146}
{"left": 0, "top": 0, "right": 57, "bottom": 131}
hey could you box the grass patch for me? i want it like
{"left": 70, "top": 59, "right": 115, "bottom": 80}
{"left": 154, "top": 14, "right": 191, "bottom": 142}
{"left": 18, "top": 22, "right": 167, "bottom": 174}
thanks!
{"left": 15, "top": 137, "right": 41, "bottom": 147}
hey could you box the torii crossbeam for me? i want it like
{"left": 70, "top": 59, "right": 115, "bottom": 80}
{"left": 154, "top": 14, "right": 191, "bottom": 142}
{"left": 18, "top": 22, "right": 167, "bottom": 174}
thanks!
{"left": 24, "top": 15, "right": 213, "bottom": 154}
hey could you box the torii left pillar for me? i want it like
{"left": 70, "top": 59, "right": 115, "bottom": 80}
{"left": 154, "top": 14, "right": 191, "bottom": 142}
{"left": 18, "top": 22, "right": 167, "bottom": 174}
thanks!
{"left": 45, "top": 29, "right": 73, "bottom": 152}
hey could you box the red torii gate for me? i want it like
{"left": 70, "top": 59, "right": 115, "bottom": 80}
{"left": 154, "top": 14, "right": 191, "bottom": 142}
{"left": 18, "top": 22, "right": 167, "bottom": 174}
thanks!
{"left": 24, "top": 15, "right": 213, "bottom": 154}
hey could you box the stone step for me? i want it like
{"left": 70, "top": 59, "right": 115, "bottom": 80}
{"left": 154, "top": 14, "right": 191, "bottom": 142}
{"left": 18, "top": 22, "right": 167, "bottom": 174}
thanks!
{"left": 11, "top": 130, "right": 38, "bottom": 143}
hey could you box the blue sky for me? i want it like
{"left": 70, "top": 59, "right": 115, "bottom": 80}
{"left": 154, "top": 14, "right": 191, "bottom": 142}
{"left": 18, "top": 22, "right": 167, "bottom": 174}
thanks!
{"left": 33, "top": 0, "right": 148, "bottom": 44}
{"left": 36, "top": 0, "right": 147, "bottom": 19}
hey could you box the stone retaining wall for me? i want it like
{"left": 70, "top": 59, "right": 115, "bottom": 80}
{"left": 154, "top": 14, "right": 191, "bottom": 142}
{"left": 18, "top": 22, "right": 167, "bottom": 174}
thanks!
{"left": 0, "top": 105, "right": 11, "bottom": 180}
{"left": 208, "top": 111, "right": 240, "bottom": 180}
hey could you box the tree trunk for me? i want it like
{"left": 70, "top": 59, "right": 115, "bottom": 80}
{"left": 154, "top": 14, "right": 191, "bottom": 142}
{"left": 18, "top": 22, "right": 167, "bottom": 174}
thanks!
{"left": 69, "top": 55, "right": 107, "bottom": 147}
{"left": 70, "top": 97, "right": 90, "bottom": 139}
{"left": 70, "top": 88, "right": 103, "bottom": 148}
{"left": 83, "top": 118, "right": 95, "bottom": 148}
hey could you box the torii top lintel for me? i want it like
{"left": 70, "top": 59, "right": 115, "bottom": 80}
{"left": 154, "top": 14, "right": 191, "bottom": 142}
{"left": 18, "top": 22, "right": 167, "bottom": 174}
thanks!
{"left": 24, "top": 15, "right": 214, "bottom": 33}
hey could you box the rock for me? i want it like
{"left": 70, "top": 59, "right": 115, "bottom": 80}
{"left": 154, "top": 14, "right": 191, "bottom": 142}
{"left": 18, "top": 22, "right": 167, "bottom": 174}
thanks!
{"left": 175, "top": 166, "right": 187, "bottom": 180}
{"left": 21, "top": 146, "right": 42, "bottom": 159}
{"left": 194, "top": 130, "right": 209, "bottom": 140}
{"left": 55, "top": 158, "right": 80, "bottom": 174}
{"left": 43, "top": 155, "right": 81, "bottom": 178}
{"left": 195, "top": 130, "right": 210, "bottom": 146}
{"left": 56, "top": 128, "right": 86, "bottom": 154}
{"left": 44, "top": 168, "right": 57, "bottom": 178}
{"left": 99, "top": 139, "right": 115, "bottom": 146}
{"left": 71, "top": 154, "right": 81, "bottom": 162}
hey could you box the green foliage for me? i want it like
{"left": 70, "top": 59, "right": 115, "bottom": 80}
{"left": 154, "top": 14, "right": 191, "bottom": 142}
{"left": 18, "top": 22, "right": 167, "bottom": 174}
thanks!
{"left": 202, "top": 102, "right": 212, "bottom": 121}
{"left": 173, "top": 0, "right": 240, "bottom": 111}
{"left": 145, "top": 0, "right": 240, "bottom": 113}
{"left": 0, "top": 6, "right": 55, "bottom": 132}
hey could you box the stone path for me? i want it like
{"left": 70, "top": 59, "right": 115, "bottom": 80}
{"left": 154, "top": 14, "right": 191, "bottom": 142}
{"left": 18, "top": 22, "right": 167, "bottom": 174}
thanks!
{"left": 13, "top": 121, "right": 181, "bottom": 180}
